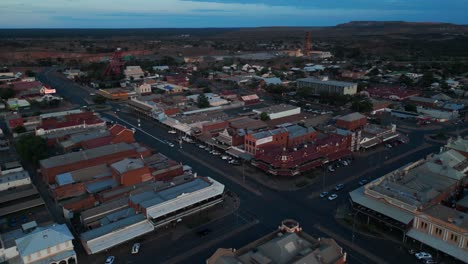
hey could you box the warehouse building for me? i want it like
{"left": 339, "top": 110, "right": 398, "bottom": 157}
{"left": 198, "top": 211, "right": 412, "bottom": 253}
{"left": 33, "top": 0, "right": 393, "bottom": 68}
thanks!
{"left": 252, "top": 104, "right": 301, "bottom": 120}
{"left": 297, "top": 77, "right": 357, "bottom": 95}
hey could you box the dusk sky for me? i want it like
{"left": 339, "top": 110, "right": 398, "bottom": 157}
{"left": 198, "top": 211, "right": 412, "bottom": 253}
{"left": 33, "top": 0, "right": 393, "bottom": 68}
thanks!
{"left": 1, "top": 0, "right": 468, "bottom": 28}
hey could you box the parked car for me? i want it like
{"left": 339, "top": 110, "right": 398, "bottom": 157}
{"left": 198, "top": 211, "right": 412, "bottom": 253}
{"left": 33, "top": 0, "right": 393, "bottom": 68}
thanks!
{"left": 386, "top": 143, "right": 392, "bottom": 148}
{"left": 131, "top": 243, "right": 140, "bottom": 254}
{"left": 196, "top": 228, "right": 212, "bottom": 237}
{"left": 105, "top": 256, "right": 115, "bottom": 264}
{"left": 198, "top": 144, "right": 205, "bottom": 149}
{"left": 168, "top": 142, "right": 175, "bottom": 147}
{"left": 341, "top": 160, "right": 349, "bottom": 166}
{"left": 320, "top": 191, "right": 329, "bottom": 198}
{"left": 422, "top": 259, "right": 436, "bottom": 264}
{"left": 328, "top": 194, "right": 338, "bottom": 201}
{"left": 221, "top": 155, "right": 229, "bottom": 160}
{"left": 415, "top": 252, "right": 432, "bottom": 260}
{"left": 168, "top": 130, "right": 177, "bottom": 134}
{"left": 335, "top": 184, "right": 345, "bottom": 191}
{"left": 328, "top": 166, "right": 335, "bottom": 172}
{"left": 358, "top": 179, "right": 368, "bottom": 186}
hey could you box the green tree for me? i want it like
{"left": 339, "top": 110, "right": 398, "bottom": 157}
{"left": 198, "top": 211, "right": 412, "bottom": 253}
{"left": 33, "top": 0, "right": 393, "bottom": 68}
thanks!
{"left": 259, "top": 112, "right": 270, "bottom": 121}
{"left": 440, "top": 81, "right": 449, "bottom": 90}
{"left": 420, "top": 72, "right": 435, "bottom": 87}
{"left": 25, "top": 70, "right": 35, "bottom": 77}
{"left": 405, "top": 103, "right": 418, "bottom": 112}
{"left": 93, "top": 95, "right": 107, "bottom": 104}
{"left": 351, "top": 100, "right": 373, "bottom": 113}
{"left": 398, "top": 74, "right": 413, "bottom": 87}
{"left": 16, "top": 134, "right": 48, "bottom": 165}
{"left": 202, "top": 87, "right": 212, "bottom": 93}
{"left": 197, "top": 94, "right": 210, "bottom": 108}
{"left": 13, "top": 126, "right": 27, "bottom": 134}
{"left": 0, "top": 88, "right": 16, "bottom": 99}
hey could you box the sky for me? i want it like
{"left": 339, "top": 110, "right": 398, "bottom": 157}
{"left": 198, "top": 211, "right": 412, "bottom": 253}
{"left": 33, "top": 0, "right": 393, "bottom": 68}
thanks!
{"left": 0, "top": 0, "right": 467, "bottom": 28}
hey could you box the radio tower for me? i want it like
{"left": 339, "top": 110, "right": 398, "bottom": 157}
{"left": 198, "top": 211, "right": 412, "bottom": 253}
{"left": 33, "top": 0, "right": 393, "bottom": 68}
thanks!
{"left": 304, "top": 32, "right": 311, "bottom": 57}
{"left": 103, "top": 48, "right": 125, "bottom": 77}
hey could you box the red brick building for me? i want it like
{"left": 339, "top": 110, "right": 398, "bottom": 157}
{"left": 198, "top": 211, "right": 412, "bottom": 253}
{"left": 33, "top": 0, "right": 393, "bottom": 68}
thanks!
{"left": 336, "top": 112, "right": 367, "bottom": 131}
{"left": 110, "top": 158, "right": 152, "bottom": 186}
{"left": 40, "top": 142, "right": 151, "bottom": 184}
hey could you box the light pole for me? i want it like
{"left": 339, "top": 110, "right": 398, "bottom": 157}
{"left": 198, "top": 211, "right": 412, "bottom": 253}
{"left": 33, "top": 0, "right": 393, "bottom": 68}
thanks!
{"left": 242, "top": 160, "right": 246, "bottom": 183}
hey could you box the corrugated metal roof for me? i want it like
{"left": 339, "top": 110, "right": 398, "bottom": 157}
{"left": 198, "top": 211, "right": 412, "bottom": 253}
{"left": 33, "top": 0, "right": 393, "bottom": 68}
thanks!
{"left": 15, "top": 224, "right": 73, "bottom": 256}
{"left": 85, "top": 179, "right": 117, "bottom": 194}
{"left": 406, "top": 229, "right": 467, "bottom": 262}
{"left": 297, "top": 77, "right": 355, "bottom": 87}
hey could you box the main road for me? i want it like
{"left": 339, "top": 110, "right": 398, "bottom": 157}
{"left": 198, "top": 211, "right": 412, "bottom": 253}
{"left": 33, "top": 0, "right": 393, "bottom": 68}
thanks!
{"left": 37, "top": 69, "right": 457, "bottom": 264}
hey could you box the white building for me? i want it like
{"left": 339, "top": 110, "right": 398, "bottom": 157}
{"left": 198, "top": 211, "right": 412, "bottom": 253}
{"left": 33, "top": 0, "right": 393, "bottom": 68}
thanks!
{"left": 124, "top": 66, "right": 144, "bottom": 80}
{"left": 0, "top": 170, "right": 31, "bottom": 192}
{"left": 135, "top": 83, "right": 152, "bottom": 95}
{"left": 297, "top": 77, "right": 357, "bottom": 95}
{"left": 0, "top": 222, "right": 77, "bottom": 264}
{"left": 252, "top": 104, "right": 301, "bottom": 120}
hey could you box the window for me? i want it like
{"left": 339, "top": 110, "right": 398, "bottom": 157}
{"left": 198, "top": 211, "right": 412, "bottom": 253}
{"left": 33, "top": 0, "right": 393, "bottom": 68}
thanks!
{"left": 420, "top": 221, "right": 428, "bottom": 230}
{"left": 450, "top": 233, "right": 458, "bottom": 242}
{"left": 434, "top": 227, "right": 443, "bottom": 236}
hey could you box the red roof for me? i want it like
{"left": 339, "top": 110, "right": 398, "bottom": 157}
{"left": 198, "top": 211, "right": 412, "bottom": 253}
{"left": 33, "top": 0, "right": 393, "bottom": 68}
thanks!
{"left": 38, "top": 112, "right": 104, "bottom": 131}
{"left": 366, "top": 86, "right": 420, "bottom": 100}
{"left": 109, "top": 124, "right": 129, "bottom": 136}
{"left": 81, "top": 136, "right": 113, "bottom": 149}
{"left": 11, "top": 81, "right": 42, "bottom": 91}
{"left": 256, "top": 146, "right": 323, "bottom": 169}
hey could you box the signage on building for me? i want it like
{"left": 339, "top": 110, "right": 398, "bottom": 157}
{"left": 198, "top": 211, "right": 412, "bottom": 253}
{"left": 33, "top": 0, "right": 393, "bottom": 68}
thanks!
{"left": 256, "top": 136, "right": 273, "bottom": 146}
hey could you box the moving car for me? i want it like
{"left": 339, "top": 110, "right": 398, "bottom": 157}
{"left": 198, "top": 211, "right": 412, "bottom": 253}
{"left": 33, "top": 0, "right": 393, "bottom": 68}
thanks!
{"left": 335, "top": 184, "right": 345, "bottom": 191}
{"left": 328, "top": 194, "right": 338, "bottom": 201}
{"left": 105, "top": 256, "right": 115, "bottom": 264}
{"left": 415, "top": 252, "right": 432, "bottom": 260}
{"left": 320, "top": 191, "right": 329, "bottom": 198}
{"left": 131, "top": 243, "right": 140, "bottom": 254}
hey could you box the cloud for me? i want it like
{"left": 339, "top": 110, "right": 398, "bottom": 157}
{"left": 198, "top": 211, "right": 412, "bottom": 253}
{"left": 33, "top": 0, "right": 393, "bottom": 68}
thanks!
{"left": 0, "top": 0, "right": 467, "bottom": 28}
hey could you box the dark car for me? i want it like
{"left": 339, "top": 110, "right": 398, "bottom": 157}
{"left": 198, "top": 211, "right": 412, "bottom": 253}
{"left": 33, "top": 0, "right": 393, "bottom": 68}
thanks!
{"left": 196, "top": 228, "right": 212, "bottom": 237}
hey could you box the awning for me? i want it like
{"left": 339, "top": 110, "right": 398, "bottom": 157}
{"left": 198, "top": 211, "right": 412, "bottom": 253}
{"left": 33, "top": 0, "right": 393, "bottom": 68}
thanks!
{"left": 226, "top": 147, "right": 253, "bottom": 161}
{"left": 350, "top": 187, "right": 414, "bottom": 224}
{"left": 406, "top": 229, "right": 467, "bottom": 262}
{"left": 360, "top": 138, "right": 380, "bottom": 149}
{"left": 382, "top": 131, "right": 399, "bottom": 142}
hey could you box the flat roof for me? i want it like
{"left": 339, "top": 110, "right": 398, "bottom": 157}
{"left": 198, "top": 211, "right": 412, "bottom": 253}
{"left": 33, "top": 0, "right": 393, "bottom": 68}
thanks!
{"left": 0, "top": 198, "right": 45, "bottom": 217}
{"left": 422, "top": 204, "right": 468, "bottom": 229}
{"left": 337, "top": 112, "right": 366, "bottom": 122}
{"left": 253, "top": 104, "right": 298, "bottom": 115}
{"left": 40, "top": 142, "right": 133, "bottom": 169}
{"left": 81, "top": 197, "right": 129, "bottom": 224}
{"left": 131, "top": 177, "right": 224, "bottom": 220}
{"left": 81, "top": 214, "right": 154, "bottom": 254}
{"left": 297, "top": 77, "right": 356, "bottom": 87}
{"left": 55, "top": 164, "right": 112, "bottom": 186}
{"left": 111, "top": 158, "right": 145, "bottom": 174}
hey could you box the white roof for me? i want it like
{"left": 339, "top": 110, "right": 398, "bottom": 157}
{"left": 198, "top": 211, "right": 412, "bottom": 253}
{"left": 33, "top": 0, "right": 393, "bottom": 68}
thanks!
{"left": 146, "top": 177, "right": 224, "bottom": 219}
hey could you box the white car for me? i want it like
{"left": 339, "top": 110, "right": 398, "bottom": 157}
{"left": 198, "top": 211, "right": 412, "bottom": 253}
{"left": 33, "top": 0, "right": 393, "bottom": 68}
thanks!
{"left": 320, "top": 191, "right": 329, "bottom": 198}
{"left": 168, "top": 130, "right": 177, "bottom": 134}
{"left": 415, "top": 252, "right": 432, "bottom": 260}
{"left": 131, "top": 243, "right": 140, "bottom": 254}
{"left": 198, "top": 144, "right": 205, "bottom": 149}
{"left": 327, "top": 166, "right": 335, "bottom": 172}
{"left": 221, "top": 155, "right": 229, "bottom": 160}
{"left": 328, "top": 194, "right": 338, "bottom": 201}
{"left": 341, "top": 160, "right": 348, "bottom": 166}
{"left": 105, "top": 256, "right": 115, "bottom": 264}
{"left": 168, "top": 142, "right": 175, "bottom": 147}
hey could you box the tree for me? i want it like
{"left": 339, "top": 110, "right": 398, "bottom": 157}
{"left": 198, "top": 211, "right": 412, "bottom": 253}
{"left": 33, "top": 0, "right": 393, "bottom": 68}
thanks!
{"left": 202, "top": 87, "right": 212, "bottom": 93}
{"left": 260, "top": 112, "right": 270, "bottom": 121}
{"left": 351, "top": 100, "right": 373, "bottom": 113}
{"left": 440, "top": 81, "right": 449, "bottom": 90}
{"left": 25, "top": 70, "right": 35, "bottom": 77}
{"left": 197, "top": 94, "right": 210, "bottom": 108}
{"left": 398, "top": 74, "right": 413, "bottom": 87}
{"left": 420, "top": 71, "right": 435, "bottom": 87}
{"left": 405, "top": 103, "right": 418, "bottom": 112}
{"left": 13, "top": 126, "right": 26, "bottom": 134}
{"left": 16, "top": 134, "right": 48, "bottom": 165}
{"left": 93, "top": 95, "right": 107, "bottom": 104}
{"left": 0, "top": 88, "right": 16, "bottom": 100}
